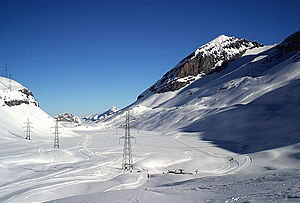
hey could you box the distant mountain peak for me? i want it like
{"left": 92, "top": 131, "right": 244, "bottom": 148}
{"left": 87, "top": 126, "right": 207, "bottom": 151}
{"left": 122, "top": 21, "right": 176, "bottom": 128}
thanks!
{"left": 82, "top": 106, "right": 119, "bottom": 122}
{"left": 110, "top": 106, "right": 119, "bottom": 113}
{"left": 54, "top": 113, "right": 81, "bottom": 124}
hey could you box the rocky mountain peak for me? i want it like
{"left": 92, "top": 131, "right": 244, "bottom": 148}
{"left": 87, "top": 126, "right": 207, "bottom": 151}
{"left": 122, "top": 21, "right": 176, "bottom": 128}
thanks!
{"left": 138, "top": 35, "right": 263, "bottom": 98}
{"left": 54, "top": 113, "right": 81, "bottom": 124}
{"left": 110, "top": 106, "right": 120, "bottom": 113}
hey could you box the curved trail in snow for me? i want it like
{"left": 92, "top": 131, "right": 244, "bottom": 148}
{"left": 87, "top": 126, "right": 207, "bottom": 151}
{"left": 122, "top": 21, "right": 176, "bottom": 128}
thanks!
{"left": 104, "top": 171, "right": 148, "bottom": 192}
{"left": 174, "top": 134, "right": 252, "bottom": 175}
{"left": 0, "top": 132, "right": 123, "bottom": 203}
{"left": 0, "top": 130, "right": 253, "bottom": 202}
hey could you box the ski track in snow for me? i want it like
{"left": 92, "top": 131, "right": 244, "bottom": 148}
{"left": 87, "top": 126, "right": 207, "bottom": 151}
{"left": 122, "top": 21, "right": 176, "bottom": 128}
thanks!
{"left": 104, "top": 172, "right": 148, "bottom": 192}
{"left": 174, "top": 134, "right": 252, "bottom": 175}
{"left": 0, "top": 130, "right": 120, "bottom": 202}
{"left": 0, "top": 129, "right": 254, "bottom": 203}
{"left": 1, "top": 34, "right": 299, "bottom": 202}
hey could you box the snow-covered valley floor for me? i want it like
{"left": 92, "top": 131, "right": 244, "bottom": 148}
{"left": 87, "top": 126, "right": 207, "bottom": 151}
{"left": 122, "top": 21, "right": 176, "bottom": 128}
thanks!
{"left": 0, "top": 126, "right": 299, "bottom": 203}
{"left": 1, "top": 32, "right": 299, "bottom": 202}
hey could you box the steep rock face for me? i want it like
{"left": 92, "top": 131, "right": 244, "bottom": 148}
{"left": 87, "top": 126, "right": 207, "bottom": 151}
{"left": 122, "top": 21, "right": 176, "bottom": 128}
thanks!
{"left": 139, "top": 35, "right": 263, "bottom": 98}
{"left": 54, "top": 113, "right": 81, "bottom": 124}
{"left": 262, "top": 31, "right": 300, "bottom": 64}
{"left": 276, "top": 31, "right": 300, "bottom": 52}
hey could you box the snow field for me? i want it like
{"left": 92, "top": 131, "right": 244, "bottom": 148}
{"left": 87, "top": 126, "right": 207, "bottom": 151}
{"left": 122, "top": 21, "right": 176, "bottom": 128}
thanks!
{"left": 0, "top": 34, "right": 299, "bottom": 202}
{"left": 0, "top": 126, "right": 253, "bottom": 202}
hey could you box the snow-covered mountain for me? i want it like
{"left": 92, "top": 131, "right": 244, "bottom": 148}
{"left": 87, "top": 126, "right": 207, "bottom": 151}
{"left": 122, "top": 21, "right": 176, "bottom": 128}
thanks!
{"left": 138, "top": 35, "right": 262, "bottom": 99}
{"left": 0, "top": 77, "right": 55, "bottom": 138}
{"left": 0, "top": 32, "right": 299, "bottom": 203}
{"left": 100, "top": 31, "right": 300, "bottom": 153}
{"left": 54, "top": 113, "right": 81, "bottom": 124}
{"left": 82, "top": 106, "right": 119, "bottom": 122}
{"left": 50, "top": 31, "right": 299, "bottom": 203}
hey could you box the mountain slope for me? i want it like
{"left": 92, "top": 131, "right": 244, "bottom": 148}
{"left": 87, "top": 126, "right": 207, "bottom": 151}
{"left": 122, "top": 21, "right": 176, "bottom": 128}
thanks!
{"left": 48, "top": 31, "right": 300, "bottom": 203}
{"left": 138, "top": 35, "right": 262, "bottom": 98}
{"left": 0, "top": 32, "right": 299, "bottom": 203}
{"left": 100, "top": 31, "right": 300, "bottom": 153}
{"left": 0, "top": 77, "right": 57, "bottom": 139}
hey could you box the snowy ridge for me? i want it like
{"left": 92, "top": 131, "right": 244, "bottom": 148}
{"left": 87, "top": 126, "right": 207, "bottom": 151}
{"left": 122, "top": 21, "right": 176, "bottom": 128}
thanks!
{"left": 193, "top": 35, "right": 259, "bottom": 65}
{"left": 82, "top": 106, "right": 119, "bottom": 123}
{"left": 139, "top": 34, "right": 262, "bottom": 97}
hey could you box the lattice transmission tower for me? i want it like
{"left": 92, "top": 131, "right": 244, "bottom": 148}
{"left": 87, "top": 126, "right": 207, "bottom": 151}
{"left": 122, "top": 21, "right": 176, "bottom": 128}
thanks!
{"left": 53, "top": 120, "right": 61, "bottom": 148}
{"left": 24, "top": 118, "right": 32, "bottom": 140}
{"left": 119, "top": 110, "right": 135, "bottom": 170}
{"left": 2, "top": 64, "right": 8, "bottom": 78}
{"left": 2, "top": 64, "right": 13, "bottom": 91}
{"left": 9, "top": 74, "right": 12, "bottom": 91}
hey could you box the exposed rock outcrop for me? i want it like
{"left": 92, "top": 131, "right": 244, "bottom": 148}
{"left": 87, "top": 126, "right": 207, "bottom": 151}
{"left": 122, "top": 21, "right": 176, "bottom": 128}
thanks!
{"left": 276, "top": 31, "right": 300, "bottom": 53}
{"left": 138, "top": 35, "right": 263, "bottom": 98}
{"left": 1, "top": 86, "right": 39, "bottom": 107}
{"left": 19, "top": 88, "right": 34, "bottom": 98}
{"left": 263, "top": 31, "right": 300, "bottom": 64}
{"left": 5, "top": 99, "right": 29, "bottom": 107}
{"left": 54, "top": 113, "right": 82, "bottom": 124}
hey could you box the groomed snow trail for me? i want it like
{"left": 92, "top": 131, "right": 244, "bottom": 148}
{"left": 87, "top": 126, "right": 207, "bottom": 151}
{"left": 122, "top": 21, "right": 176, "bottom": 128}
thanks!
{"left": 173, "top": 133, "right": 252, "bottom": 175}
{"left": 0, "top": 128, "right": 253, "bottom": 203}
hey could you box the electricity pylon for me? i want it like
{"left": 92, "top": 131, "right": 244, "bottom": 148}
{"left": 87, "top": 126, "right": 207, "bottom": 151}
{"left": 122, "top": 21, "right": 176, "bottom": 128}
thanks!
{"left": 119, "top": 110, "right": 135, "bottom": 170}
{"left": 24, "top": 118, "right": 32, "bottom": 140}
{"left": 53, "top": 120, "right": 61, "bottom": 148}
{"left": 9, "top": 74, "right": 12, "bottom": 91}
{"left": 2, "top": 64, "right": 8, "bottom": 78}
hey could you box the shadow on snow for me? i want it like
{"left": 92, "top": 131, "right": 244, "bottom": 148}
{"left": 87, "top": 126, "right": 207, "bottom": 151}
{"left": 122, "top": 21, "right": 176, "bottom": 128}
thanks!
{"left": 181, "top": 78, "right": 300, "bottom": 154}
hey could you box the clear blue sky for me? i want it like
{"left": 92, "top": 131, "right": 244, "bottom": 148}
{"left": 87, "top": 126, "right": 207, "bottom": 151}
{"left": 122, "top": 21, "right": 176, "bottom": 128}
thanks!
{"left": 0, "top": 0, "right": 299, "bottom": 116}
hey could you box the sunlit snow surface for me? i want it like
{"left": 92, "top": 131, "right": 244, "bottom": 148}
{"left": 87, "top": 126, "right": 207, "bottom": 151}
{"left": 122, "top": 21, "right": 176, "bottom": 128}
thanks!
{"left": 0, "top": 43, "right": 300, "bottom": 202}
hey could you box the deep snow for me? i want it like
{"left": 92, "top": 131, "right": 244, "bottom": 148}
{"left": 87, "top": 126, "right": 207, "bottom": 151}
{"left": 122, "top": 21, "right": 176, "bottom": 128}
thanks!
{"left": 0, "top": 34, "right": 299, "bottom": 202}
